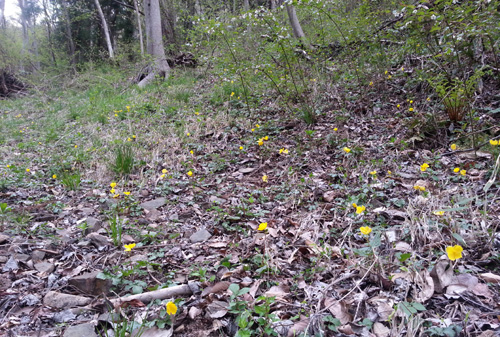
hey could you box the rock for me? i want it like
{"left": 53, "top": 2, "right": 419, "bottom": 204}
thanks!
{"left": 145, "top": 209, "right": 160, "bottom": 221}
{"left": 85, "top": 217, "right": 102, "bottom": 234}
{"left": 209, "top": 196, "right": 227, "bottom": 205}
{"left": 190, "top": 229, "right": 212, "bottom": 243}
{"left": 31, "top": 250, "right": 45, "bottom": 262}
{"left": 43, "top": 291, "right": 91, "bottom": 309}
{"left": 21, "top": 294, "right": 40, "bottom": 306}
{"left": 68, "top": 271, "right": 112, "bottom": 295}
{"left": 80, "top": 208, "right": 93, "bottom": 216}
{"left": 0, "top": 234, "right": 10, "bottom": 244}
{"left": 140, "top": 198, "right": 166, "bottom": 211}
{"left": 86, "top": 233, "right": 110, "bottom": 249}
{"left": 63, "top": 322, "right": 97, "bottom": 337}
{"left": 2, "top": 256, "right": 18, "bottom": 272}
{"left": 53, "top": 309, "right": 76, "bottom": 323}
{"left": 34, "top": 261, "right": 55, "bottom": 274}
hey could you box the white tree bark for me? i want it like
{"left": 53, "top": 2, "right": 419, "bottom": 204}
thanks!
{"left": 138, "top": 0, "right": 170, "bottom": 87}
{"left": 133, "top": 0, "right": 144, "bottom": 56}
{"left": 286, "top": 4, "right": 305, "bottom": 41}
{"left": 93, "top": 0, "right": 114, "bottom": 58}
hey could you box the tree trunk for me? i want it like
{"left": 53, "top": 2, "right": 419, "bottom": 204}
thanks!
{"left": 194, "top": 0, "right": 202, "bottom": 16}
{"left": 138, "top": 0, "right": 170, "bottom": 88}
{"left": 133, "top": 0, "right": 144, "bottom": 56}
{"left": 18, "top": 0, "right": 29, "bottom": 71}
{"left": 93, "top": 0, "right": 114, "bottom": 58}
{"left": 243, "top": 0, "right": 249, "bottom": 11}
{"left": 269, "top": 0, "right": 276, "bottom": 10}
{"left": 42, "top": 0, "right": 57, "bottom": 66}
{"left": 0, "top": 0, "right": 5, "bottom": 28}
{"left": 60, "top": 0, "right": 76, "bottom": 68}
{"left": 286, "top": 5, "right": 306, "bottom": 41}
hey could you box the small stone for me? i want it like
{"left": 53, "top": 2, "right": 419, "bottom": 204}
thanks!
{"left": 209, "top": 196, "right": 227, "bottom": 205}
{"left": 2, "top": 256, "right": 18, "bottom": 272}
{"left": 190, "top": 229, "right": 212, "bottom": 243}
{"left": 86, "top": 233, "right": 110, "bottom": 249}
{"left": 31, "top": 250, "right": 46, "bottom": 262}
{"left": 21, "top": 294, "right": 40, "bottom": 306}
{"left": 85, "top": 217, "right": 102, "bottom": 234}
{"left": 68, "top": 271, "right": 111, "bottom": 295}
{"left": 63, "top": 322, "right": 97, "bottom": 337}
{"left": 44, "top": 291, "right": 91, "bottom": 309}
{"left": 80, "top": 208, "right": 93, "bottom": 216}
{"left": 34, "top": 261, "right": 55, "bottom": 274}
{"left": 53, "top": 309, "right": 76, "bottom": 323}
{"left": 0, "top": 234, "right": 10, "bottom": 244}
{"left": 140, "top": 197, "right": 166, "bottom": 211}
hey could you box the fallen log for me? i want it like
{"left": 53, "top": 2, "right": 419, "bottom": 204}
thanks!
{"left": 110, "top": 282, "right": 200, "bottom": 306}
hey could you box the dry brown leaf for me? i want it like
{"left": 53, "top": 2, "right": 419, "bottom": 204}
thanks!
{"left": 264, "top": 285, "right": 289, "bottom": 300}
{"left": 373, "top": 322, "right": 391, "bottom": 337}
{"left": 430, "top": 259, "right": 454, "bottom": 293}
{"left": 206, "top": 300, "right": 229, "bottom": 319}
{"left": 480, "top": 272, "right": 500, "bottom": 284}
{"left": 249, "top": 279, "right": 263, "bottom": 299}
{"left": 287, "top": 316, "right": 309, "bottom": 337}
{"left": 325, "top": 298, "right": 352, "bottom": 324}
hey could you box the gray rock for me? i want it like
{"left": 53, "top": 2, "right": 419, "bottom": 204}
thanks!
{"left": 34, "top": 261, "right": 55, "bottom": 274}
{"left": 21, "top": 294, "right": 40, "bottom": 306}
{"left": 0, "top": 234, "right": 9, "bottom": 244}
{"left": 86, "top": 233, "right": 110, "bottom": 249}
{"left": 140, "top": 197, "right": 166, "bottom": 211}
{"left": 2, "top": 256, "right": 18, "bottom": 272}
{"left": 68, "top": 271, "right": 111, "bottom": 295}
{"left": 63, "top": 322, "right": 97, "bottom": 337}
{"left": 53, "top": 309, "right": 76, "bottom": 323}
{"left": 84, "top": 217, "right": 102, "bottom": 235}
{"left": 190, "top": 229, "right": 212, "bottom": 243}
{"left": 31, "top": 250, "right": 45, "bottom": 262}
{"left": 43, "top": 291, "right": 91, "bottom": 309}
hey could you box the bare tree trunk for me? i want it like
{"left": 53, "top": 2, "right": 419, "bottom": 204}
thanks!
{"left": 133, "top": 0, "right": 144, "bottom": 56}
{"left": 93, "top": 0, "right": 114, "bottom": 58}
{"left": 0, "top": 0, "right": 5, "bottom": 28}
{"left": 60, "top": 0, "right": 76, "bottom": 68}
{"left": 286, "top": 5, "right": 306, "bottom": 41}
{"left": 269, "top": 0, "right": 276, "bottom": 10}
{"left": 138, "top": 0, "right": 170, "bottom": 87}
{"left": 18, "top": 0, "right": 29, "bottom": 71}
{"left": 243, "top": 0, "right": 249, "bottom": 11}
{"left": 30, "top": 16, "right": 40, "bottom": 70}
{"left": 194, "top": 0, "right": 202, "bottom": 16}
{"left": 42, "top": 0, "right": 57, "bottom": 66}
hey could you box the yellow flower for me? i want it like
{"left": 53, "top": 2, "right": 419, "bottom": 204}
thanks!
{"left": 384, "top": 70, "right": 388, "bottom": 75}
{"left": 453, "top": 167, "right": 460, "bottom": 173}
{"left": 460, "top": 169, "right": 466, "bottom": 176}
{"left": 162, "top": 169, "right": 168, "bottom": 174}
{"left": 190, "top": 150, "right": 194, "bottom": 155}
{"left": 127, "top": 138, "right": 132, "bottom": 142}
{"left": 251, "top": 129, "right": 255, "bottom": 132}
{"left": 256, "top": 124, "right": 260, "bottom": 128}
{"left": 387, "top": 170, "right": 392, "bottom": 175}
{"left": 334, "top": 128, "right": 338, "bottom": 131}
{"left": 410, "top": 100, "right": 413, "bottom": 104}
{"left": 262, "top": 175, "right": 268, "bottom": 183}
{"left": 6, "top": 165, "right": 10, "bottom": 168}
{"left": 126, "top": 106, "right": 130, "bottom": 111}
{"left": 230, "top": 92, "right": 235, "bottom": 97}
{"left": 413, "top": 185, "right": 425, "bottom": 191}
{"left": 110, "top": 182, "right": 117, "bottom": 188}
{"left": 110, "top": 188, "right": 116, "bottom": 194}
{"left": 52, "top": 174, "right": 57, "bottom": 179}
{"left": 239, "top": 146, "right": 243, "bottom": 150}
{"left": 370, "top": 170, "right": 377, "bottom": 175}
{"left": 355, "top": 205, "right": 366, "bottom": 214}
{"left": 387, "top": 75, "right": 392, "bottom": 79}
{"left": 186, "top": 132, "right": 190, "bottom": 136}
{"left": 397, "top": 104, "right": 400, "bottom": 108}
{"left": 123, "top": 191, "right": 130, "bottom": 195}
{"left": 426, "top": 97, "right": 431, "bottom": 101}
{"left": 166, "top": 301, "right": 177, "bottom": 315}
{"left": 195, "top": 112, "right": 200, "bottom": 116}
{"left": 258, "top": 140, "right": 264, "bottom": 146}
{"left": 26, "top": 168, "right": 30, "bottom": 172}
{"left": 352, "top": 203, "right": 357, "bottom": 208}
{"left": 160, "top": 174, "right": 165, "bottom": 179}
{"left": 409, "top": 108, "right": 414, "bottom": 112}
{"left": 446, "top": 245, "right": 463, "bottom": 261}
{"left": 187, "top": 171, "right": 193, "bottom": 177}
{"left": 359, "top": 226, "right": 372, "bottom": 235}
{"left": 264, "top": 136, "right": 268, "bottom": 141}
{"left": 450, "top": 144, "right": 457, "bottom": 151}
{"left": 343, "top": 147, "right": 351, "bottom": 153}
{"left": 258, "top": 222, "right": 268, "bottom": 231}
{"left": 113, "top": 194, "right": 120, "bottom": 198}
{"left": 433, "top": 210, "right": 445, "bottom": 216}
{"left": 369, "top": 81, "right": 373, "bottom": 86}
{"left": 124, "top": 243, "right": 136, "bottom": 251}
{"left": 279, "top": 148, "right": 289, "bottom": 154}
{"left": 489, "top": 139, "right": 499, "bottom": 146}
{"left": 132, "top": 135, "right": 136, "bottom": 138}
{"left": 420, "top": 163, "right": 429, "bottom": 172}
{"left": 114, "top": 114, "right": 118, "bottom": 117}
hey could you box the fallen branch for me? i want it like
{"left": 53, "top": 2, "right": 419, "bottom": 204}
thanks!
{"left": 110, "top": 282, "right": 200, "bottom": 305}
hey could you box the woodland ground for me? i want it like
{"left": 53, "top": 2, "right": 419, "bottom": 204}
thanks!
{"left": 0, "top": 64, "right": 499, "bottom": 337}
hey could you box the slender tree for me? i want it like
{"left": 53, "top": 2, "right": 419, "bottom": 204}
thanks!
{"left": 93, "top": 0, "right": 114, "bottom": 58}
{"left": 138, "top": 0, "right": 170, "bottom": 87}
{"left": 133, "top": 0, "right": 144, "bottom": 56}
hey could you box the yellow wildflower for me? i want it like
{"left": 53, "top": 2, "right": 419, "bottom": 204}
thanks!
{"left": 355, "top": 205, "right": 366, "bottom": 214}
{"left": 409, "top": 108, "right": 414, "bottom": 112}
{"left": 433, "top": 210, "right": 445, "bottom": 216}
{"left": 256, "top": 124, "right": 260, "bottom": 128}
{"left": 446, "top": 245, "right": 463, "bottom": 261}
{"left": 132, "top": 135, "right": 136, "bottom": 138}
{"left": 413, "top": 185, "right": 426, "bottom": 191}
{"left": 450, "top": 144, "right": 457, "bottom": 151}
{"left": 359, "top": 226, "right": 372, "bottom": 235}
{"left": 262, "top": 175, "right": 268, "bottom": 183}
{"left": 460, "top": 169, "right": 466, "bottom": 176}
{"left": 230, "top": 92, "right": 235, "bottom": 97}
{"left": 124, "top": 243, "right": 136, "bottom": 251}
{"left": 334, "top": 128, "right": 338, "bottom": 131}
{"left": 26, "top": 168, "right": 30, "bottom": 172}
{"left": 343, "top": 147, "right": 351, "bottom": 153}
{"left": 110, "top": 188, "right": 116, "bottom": 194}
{"left": 453, "top": 167, "right": 460, "bottom": 173}
{"left": 258, "top": 140, "right": 264, "bottom": 146}
{"left": 264, "top": 136, "right": 268, "bottom": 141}
{"left": 187, "top": 171, "right": 193, "bottom": 177}
{"left": 166, "top": 301, "right": 178, "bottom": 315}
{"left": 110, "top": 182, "right": 117, "bottom": 188}
{"left": 52, "top": 174, "right": 57, "bottom": 179}
{"left": 123, "top": 191, "right": 130, "bottom": 196}
{"left": 258, "top": 222, "right": 268, "bottom": 231}
{"left": 397, "top": 104, "right": 400, "bottom": 108}
{"left": 160, "top": 174, "right": 165, "bottom": 179}
{"left": 490, "top": 139, "right": 499, "bottom": 146}
{"left": 190, "top": 150, "right": 194, "bottom": 155}
{"left": 239, "top": 146, "right": 243, "bottom": 150}
{"left": 370, "top": 170, "right": 377, "bottom": 176}
{"left": 420, "top": 163, "right": 429, "bottom": 172}
{"left": 251, "top": 129, "right": 255, "bottom": 132}
{"left": 186, "top": 132, "right": 190, "bottom": 136}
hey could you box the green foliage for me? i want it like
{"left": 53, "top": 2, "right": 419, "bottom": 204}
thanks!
{"left": 108, "top": 215, "right": 124, "bottom": 247}
{"left": 60, "top": 170, "right": 81, "bottom": 191}
{"left": 111, "top": 144, "right": 135, "bottom": 176}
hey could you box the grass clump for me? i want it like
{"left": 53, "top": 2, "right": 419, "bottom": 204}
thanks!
{"left": 111, "top": 144, "right": 135, "bottom": 176}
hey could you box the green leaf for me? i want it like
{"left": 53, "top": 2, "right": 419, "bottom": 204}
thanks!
{"left": 451, "top": 233, "right": 466, "bottom": 246}
{"left": 412, "top": 302, "right": 426, "bottom": 311}
{"left": 238, "top": 287, "right": 250, "bottom": 296}
{"left": 229, "top": 284, "right": 240, "bottom": 296}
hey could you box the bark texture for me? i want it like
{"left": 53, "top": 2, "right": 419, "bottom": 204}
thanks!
{"left": 93, "top": 0, "right": 114, "bottom": 58}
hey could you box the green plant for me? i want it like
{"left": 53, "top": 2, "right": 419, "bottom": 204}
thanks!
{"left": 0, "top": 202, "right": 12, "bottom": 227}
{"left": 108, "top": 215, "right": 124, "bottom": 247}
{"left": 60, "top": 170, "right": 81, "bottom": 191}
{"left": 111, "top": 144, "right": 135, "bottom": 176}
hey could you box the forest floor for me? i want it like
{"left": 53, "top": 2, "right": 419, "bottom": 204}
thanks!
{"left": 0, "top": 66, "right": 499, "bottom": 337}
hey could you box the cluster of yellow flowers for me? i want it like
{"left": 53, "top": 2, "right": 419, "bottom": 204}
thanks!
{"left": 279, "top": 148, "right": 289, "bottom": 154}
{"left": 109, "top": 182, "right": 130, "bottom": 198}
{"left": 352, "top": 203, "right": 365, "bottom": 214}
{"left": 413, "top": 185, "right": 426, "bottom": 191}
{"left": 453, "top": 167, "right": 466, "bottom": 176}
{"left": 257, "top": 135, "right": 269, "bottom": 146}
{"left": 490, "top": 139, "right": 499, "bottom": 146}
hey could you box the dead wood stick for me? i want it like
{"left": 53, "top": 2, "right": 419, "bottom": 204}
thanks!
{"left": 110, "top": 282, "right": 199, "bottom": 305}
